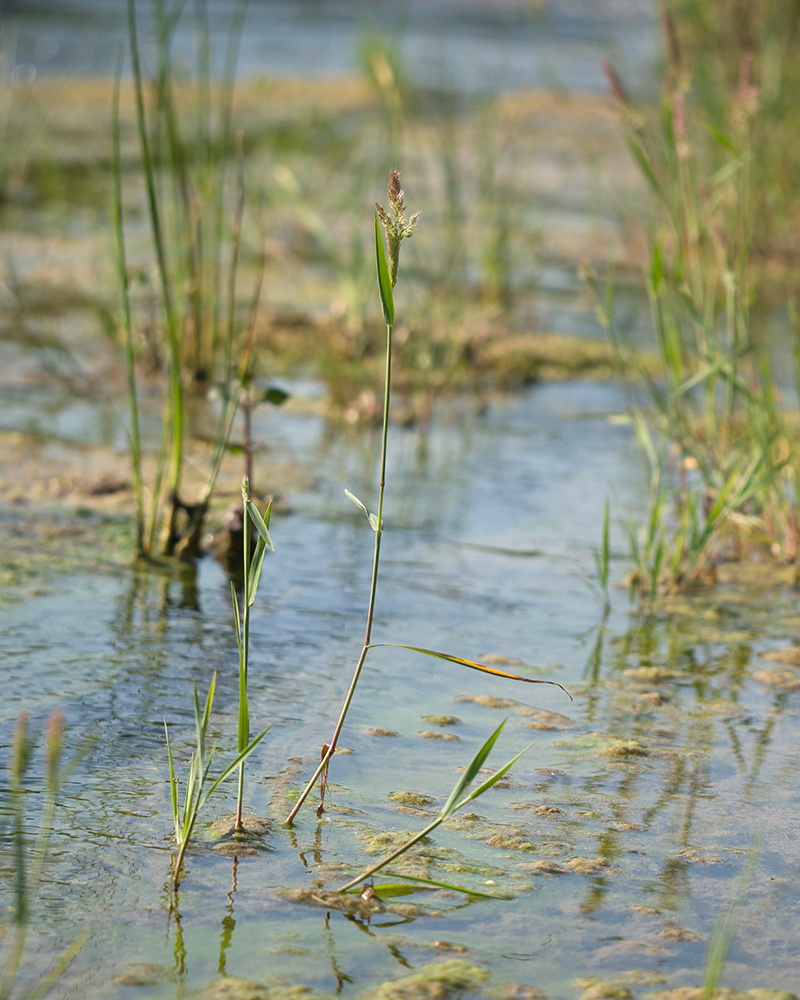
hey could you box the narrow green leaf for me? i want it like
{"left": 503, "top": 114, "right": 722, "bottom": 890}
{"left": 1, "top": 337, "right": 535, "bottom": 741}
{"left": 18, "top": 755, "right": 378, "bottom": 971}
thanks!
{"left": 625, "top": 138, "right": 663, "bottom": 200}
{"left": 650, "top": 241, "right": 663, "bottom": 296}
{"left": 457, "top": 743, "right": 533, "bottom": 808}
{"left": 373, "top": 872, "right": 512, "bottom": 900}
{"left": 368, "top": 643, "right": 571, "bottom": 699}
{"left": 375, "top": 211, "right": 395, "bottom": 326}
{"left": 440, "top": 720, "right": 507, "bottom": 819}
{"left": 247, "top": 533, "right": 268, "bottom": 605}
{"left": 705, "top": 121, "right": 742, "bottom": 157}
{"left": 164, "top": 719, "right": 180, "bottom": 840}
{"left": 336, "top": 726, "right": 531, "bottom": 894}
{"left": 345, "top": 489, "right": 380, "bottom": 532}
{"left": 238, "top": 654, "right": 249, "bottom": 757}
{"left": 246, "top": 499, "right": 274, "bottom": 551}
{"left": 231, "top": 584, "right": 243, "bottom": 657}
{"left": 200, "top": 726, "right": 272, "bottom": 806}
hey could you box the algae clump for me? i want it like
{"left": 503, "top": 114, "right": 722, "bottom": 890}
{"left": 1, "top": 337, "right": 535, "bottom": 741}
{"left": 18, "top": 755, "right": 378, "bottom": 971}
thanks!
{"left": 364, "top": 960, "right": 489, "bottom": 1000}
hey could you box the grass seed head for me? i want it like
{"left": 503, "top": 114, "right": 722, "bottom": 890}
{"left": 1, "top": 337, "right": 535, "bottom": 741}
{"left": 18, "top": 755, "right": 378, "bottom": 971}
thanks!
{"left": 376, "top": 169, "right": 419, "bottom": 287}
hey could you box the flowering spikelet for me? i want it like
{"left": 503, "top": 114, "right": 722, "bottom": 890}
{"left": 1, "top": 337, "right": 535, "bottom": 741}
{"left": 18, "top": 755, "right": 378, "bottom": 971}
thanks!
{"left": 375, "top": 169, "right": 419, "bottom": 287}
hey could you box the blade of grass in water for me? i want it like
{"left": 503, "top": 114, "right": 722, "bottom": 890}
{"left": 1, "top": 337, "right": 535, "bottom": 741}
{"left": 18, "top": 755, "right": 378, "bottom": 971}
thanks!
{"left": 348, "top": 874, "right": 511, "bottom": 900}
{"left": 338, "top": 721, "right": 531, "bottom": 892}
{"left": 368, "top": 643, "right": 572, "bottom": 698}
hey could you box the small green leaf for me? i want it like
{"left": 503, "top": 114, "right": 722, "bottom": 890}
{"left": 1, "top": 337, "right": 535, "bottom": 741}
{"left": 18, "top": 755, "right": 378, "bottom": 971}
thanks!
{"left": 375, "top": 212, "right": 394, "bottom": 326}
{"left": 345, "top": 489, "right": 380, "bottom": 532}
{"left": 457, "top": 742, "right": 533, "bottom": 808}
{"left": 441, "top": 720, "right": 506, "bottom": 819}
{"left": 246, "top": 499, "right": 274, "bottom": 552}
{"left": 264, "top": 386, "right": 290, "bottom": 406}
{"left": 247, "top": 533, "right": 268, "bottom": 605}
{"left": 200, "top": 726, "right": 272, "bottom": 806}
{"left": 705, "top": 121, "right": 741, "bottom": 157}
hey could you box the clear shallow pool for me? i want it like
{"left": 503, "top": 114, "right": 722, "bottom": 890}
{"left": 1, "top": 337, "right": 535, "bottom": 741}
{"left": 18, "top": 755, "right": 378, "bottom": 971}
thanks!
{"left": 2, "top": 381, "right": 800, "bottom": 999}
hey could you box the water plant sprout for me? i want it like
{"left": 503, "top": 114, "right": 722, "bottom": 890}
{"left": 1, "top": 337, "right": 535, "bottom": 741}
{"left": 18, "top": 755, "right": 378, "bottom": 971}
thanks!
{"left": 231, "top": 480, "right": 274, "bottom": 831}
{"left": 165, "top": 675, "right": 270, "bottom": 890}
{"left": 286, "top": 172, "right": 569, "bottom": 826}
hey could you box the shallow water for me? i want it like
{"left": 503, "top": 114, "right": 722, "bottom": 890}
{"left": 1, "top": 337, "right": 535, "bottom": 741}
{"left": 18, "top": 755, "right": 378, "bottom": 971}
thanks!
{"left": 2, "top": 380, "right": 800, "bottom": 999}
{"left": 3, "top": 0, "right": 658, "bottom": 96}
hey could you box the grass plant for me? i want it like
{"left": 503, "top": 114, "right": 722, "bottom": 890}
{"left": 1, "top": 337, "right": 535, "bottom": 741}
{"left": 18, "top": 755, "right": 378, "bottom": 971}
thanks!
{"left": 285, "top": 172, "right": 569, "bottom": 826}
{"left": 337, "top": 719, "right": 530, "bottom": 893}
{"left": 0, "top": 712, "right": 88, "bottom": 1000}
{"left": 164, "top": 674, "right": 270, "bottom": 890}
{"left": 114, "top": 0, "right": 261, "bottom": 559}
{"left": 231, "top": 480, "right": 274, "bottom": 830}
{"left": 598, "top": 39, "right": 794, "bottom": 599}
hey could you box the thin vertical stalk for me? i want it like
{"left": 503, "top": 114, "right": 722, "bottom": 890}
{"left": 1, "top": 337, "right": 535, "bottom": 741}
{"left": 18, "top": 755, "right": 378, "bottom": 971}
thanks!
{"left": 284, "top": 319, "right": 393, "bottom": 826}
{"left": 112, "top": 56, "right": 145, "bottom": 555}
{"left": 235, "top": 494, "right": 251, "bottom": 831}
{"left": 128, "top": 0, "right": 184, "bottom": 542}
{"left": 286, "top": 174, "right": 415, "bottom": 825}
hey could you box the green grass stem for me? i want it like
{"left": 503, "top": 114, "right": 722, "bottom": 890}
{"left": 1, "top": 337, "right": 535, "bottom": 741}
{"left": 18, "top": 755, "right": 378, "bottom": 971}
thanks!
{"left": 284, "top": 206, "right": 399, "bottom": 827}
{"left": 112, "top": 55, "right": 144, "bottom": 556}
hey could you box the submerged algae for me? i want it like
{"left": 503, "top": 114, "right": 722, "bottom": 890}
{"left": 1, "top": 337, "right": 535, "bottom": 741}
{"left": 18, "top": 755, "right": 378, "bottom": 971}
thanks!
{"left": 363, "top": 961, "right": 489, "bottom": 1000}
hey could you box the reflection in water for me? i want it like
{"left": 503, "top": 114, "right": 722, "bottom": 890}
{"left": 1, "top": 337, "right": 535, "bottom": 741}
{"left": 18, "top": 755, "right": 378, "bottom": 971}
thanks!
{"left": 219, "top": 858, "right": 238, "bottom": 976}
{"left": 322, "top": 912, "right": 355, "bottom": 994}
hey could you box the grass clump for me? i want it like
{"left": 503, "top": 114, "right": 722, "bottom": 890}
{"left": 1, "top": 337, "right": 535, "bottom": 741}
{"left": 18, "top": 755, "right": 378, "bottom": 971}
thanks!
{"left": 595, "top": 22, "right": 800, "bottom": 600}
{"left": 164, "top": 674, "right": 270, "bottom": 890}
{"left": 113, "top": 0, "right": 266, "bottom": 560}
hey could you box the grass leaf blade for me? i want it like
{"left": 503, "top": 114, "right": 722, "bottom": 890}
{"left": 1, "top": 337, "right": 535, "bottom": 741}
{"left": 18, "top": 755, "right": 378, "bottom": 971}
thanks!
{"left": 457, "top": 743, "right": 533, "bottom": 808}
{"left": 440, "top": 720, "right": 507, "bottom": 819}
{"left": 368, "top": 643, "right": 571, "bottom": 699}
{"left": 246, "top": 499, "right": 274, "bottom": 551}
{"left": 200, "top": 726, "right": 271, "bottom": 806}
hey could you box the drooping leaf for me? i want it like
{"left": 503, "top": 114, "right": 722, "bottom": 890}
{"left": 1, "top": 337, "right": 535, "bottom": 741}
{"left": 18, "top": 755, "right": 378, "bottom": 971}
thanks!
{"left": 375, "top": 212, "right": 394, "bottom": 326}
{"left": 345, "top": 489, "right": 380, "bottom": 531}
{"left": 368, "top": 643, "right": 571, "bottom": 699}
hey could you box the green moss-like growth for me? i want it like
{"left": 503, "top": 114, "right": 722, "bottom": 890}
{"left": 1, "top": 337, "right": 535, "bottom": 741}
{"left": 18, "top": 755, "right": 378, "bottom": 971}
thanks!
{"left": 389, "top": 791, "right": 437, "bottom": 807}
{"left": 364, "top": 960, "right": 489, "bottom": 1000}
